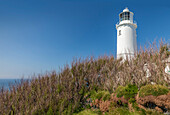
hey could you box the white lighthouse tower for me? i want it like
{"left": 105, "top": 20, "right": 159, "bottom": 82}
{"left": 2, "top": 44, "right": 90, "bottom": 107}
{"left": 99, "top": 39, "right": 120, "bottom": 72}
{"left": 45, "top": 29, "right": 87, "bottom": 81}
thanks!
{"left": 116, "top": 7, "right": 137, "bottom": 60}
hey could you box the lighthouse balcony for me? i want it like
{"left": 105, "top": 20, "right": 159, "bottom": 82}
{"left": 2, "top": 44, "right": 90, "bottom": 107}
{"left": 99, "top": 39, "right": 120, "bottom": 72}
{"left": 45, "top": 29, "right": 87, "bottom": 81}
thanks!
{"left": 116, "top": 20, "right": 137, "bottom": 25}
{"left": 116, "top": 20, "right": 137, "bottom": 29}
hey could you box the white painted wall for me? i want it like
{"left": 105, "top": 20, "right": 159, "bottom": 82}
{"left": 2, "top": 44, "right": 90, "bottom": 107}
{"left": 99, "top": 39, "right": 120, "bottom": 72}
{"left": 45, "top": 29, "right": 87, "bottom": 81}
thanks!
{"left": 165, "top": 64, "right": 170, "bottom": 75}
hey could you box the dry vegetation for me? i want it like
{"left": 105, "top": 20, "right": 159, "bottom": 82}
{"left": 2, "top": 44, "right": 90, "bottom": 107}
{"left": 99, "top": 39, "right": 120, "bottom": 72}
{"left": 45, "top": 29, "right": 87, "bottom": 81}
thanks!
{"left": 0, "top": 41, "right": 169, "bottom": 114}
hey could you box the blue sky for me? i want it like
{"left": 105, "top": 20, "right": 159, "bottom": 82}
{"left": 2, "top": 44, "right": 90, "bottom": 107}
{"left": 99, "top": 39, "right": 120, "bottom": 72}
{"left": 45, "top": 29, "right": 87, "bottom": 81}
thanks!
{"left": 0, "top": 0, "right": 169, "bottom": 78}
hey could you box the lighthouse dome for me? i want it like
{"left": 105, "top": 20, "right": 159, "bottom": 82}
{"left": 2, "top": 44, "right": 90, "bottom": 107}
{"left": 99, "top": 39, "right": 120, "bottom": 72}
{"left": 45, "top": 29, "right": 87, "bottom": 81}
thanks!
{"left": 123, "top": 7, "right": 129, "bottom": 12}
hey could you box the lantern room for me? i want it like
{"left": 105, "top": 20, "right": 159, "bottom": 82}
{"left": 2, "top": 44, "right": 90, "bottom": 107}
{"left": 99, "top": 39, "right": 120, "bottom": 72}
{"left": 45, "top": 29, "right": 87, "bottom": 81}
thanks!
{"left": 119, "top": 7, "right": 134, "bottom": 24}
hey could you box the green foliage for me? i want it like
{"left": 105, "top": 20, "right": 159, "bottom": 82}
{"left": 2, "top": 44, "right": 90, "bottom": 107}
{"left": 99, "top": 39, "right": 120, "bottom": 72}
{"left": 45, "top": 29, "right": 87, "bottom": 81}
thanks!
{"left": 128, "top": 98, "right": 136, "bottom": 104}
{"left": 160, "top": 45, "right": 169, "bottom": 54}
{"left": 108, "top": 106, "right": 147, "bottom": 115}
{"left": 73, "top": 109, "right": 98, "bottom": 115}
{"left": 86, "top": 104, "right": 91, "bottom": 109}
{"left": 32, "top": 109, "right": 45, "bottom": 115}
{"left": 116, "top": 84, "right": 138, "bottom": 99}
{"left": 63, "top": 104, "right": 73, "bottom": 115}
{"left": 132, "top": 102, "right": 146, "bottom": 115}
{"left": 10, "top": 110, "right": 15, "bottom": 115}
{"left": 79, "top": 86, "right": 85, "bottom": 95}
{"left": 57, "top": 84, "right": 62, "bottom": 93}
{"left": 102, "top": 92, "right": 111, "bottom": 101}
{"left": 124, "top": 84, "right": 138, "bottom": 99}
{"left": 139, "top": 84, "right": 169, "bottom": 97}
{"left": 67, "top": 103, "right": 73, "bottom": 114}
{"left": 73, "top": 102, "right": 85, "bottom": 113}
{"left": 115, "top": 86, "right": 125, "bottom": 98}
{"left": 47, "top": 106, "right": 54, "bottom": 115}
{"left": 90, "top": 90, "right": 110, "bottom": 101}
{"left": 96, "top": 92, "right": 104, "bottom": 100}
{"left": 108, "top": 102, "right": 117, "bottom": 111}
{"left": 146, "top": 109, "right": 164, "bottom": 115}
{"left": 89, "top": 90, "right": 97, "bottom": 100}
{"left": 109, "top": 107, "right": 131, "bottom": 115}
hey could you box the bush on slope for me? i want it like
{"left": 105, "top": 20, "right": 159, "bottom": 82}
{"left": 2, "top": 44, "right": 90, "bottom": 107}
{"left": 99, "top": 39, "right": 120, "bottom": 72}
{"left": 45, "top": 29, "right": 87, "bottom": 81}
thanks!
{"left": 0, "top": 41, "right": 169, "bottom": 114}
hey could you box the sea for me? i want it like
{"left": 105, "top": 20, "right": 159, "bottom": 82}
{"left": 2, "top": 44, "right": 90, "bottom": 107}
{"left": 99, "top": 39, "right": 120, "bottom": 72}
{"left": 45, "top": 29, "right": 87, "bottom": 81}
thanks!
{"left": 0, "top": 79, "right": 21, "bottom": 90}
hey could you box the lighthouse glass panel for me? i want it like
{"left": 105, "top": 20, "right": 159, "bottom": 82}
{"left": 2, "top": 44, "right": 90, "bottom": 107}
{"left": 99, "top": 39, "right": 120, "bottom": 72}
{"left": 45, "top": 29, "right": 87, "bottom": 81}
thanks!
{"left": 120, "top": 12, "right": 130, "bottom": 22}
{"left": 120, "top": 14, "right": 122, "bottom": 21}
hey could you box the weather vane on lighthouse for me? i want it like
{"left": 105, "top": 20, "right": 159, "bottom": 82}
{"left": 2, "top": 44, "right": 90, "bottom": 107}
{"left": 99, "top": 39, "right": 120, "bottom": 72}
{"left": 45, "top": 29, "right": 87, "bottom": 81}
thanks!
{"left": 116, "top": 7, "right": 137, "bottom": 60}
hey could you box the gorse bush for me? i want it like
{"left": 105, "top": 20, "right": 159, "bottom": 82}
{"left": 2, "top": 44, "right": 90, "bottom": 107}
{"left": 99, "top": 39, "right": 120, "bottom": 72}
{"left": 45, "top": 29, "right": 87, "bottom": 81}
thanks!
{"left": 0, "top": 40, "right": 169, "bottom": 114}
{"left": 109, "top": 107, "right": 131, "bottom": 115}
{"left": 115, "top": 86, "right": 125, "bottom": 98}
{"left": 115, "top": 84, "right": 138, "bottom": 99}
{"left": 89, "top": 90, "right": 110, "bottom": 101}
{"left": 124, "top": 84, "right": 138, "bottom": 99}
{"left": 139, "top": 84, "right": 169, "bottom": 97}
{"left": 102, "top": 92, "right": 111, "bottom": 101}
{"left": 73, "top": 109, "right": 99, "bottom": 115}
{"left": 95, "top": 92, "right": 104, "bottom": 100}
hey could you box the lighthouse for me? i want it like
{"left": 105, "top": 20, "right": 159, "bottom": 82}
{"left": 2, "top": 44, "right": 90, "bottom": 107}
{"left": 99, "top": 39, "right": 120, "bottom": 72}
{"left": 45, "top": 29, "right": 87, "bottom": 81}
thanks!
{"left": 116, "top": 8, "right": 137, "bottom": 60}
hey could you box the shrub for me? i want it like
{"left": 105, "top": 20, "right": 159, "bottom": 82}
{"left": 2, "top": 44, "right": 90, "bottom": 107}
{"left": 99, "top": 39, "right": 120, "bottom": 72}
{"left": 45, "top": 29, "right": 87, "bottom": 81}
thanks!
{"left": 124, "top": 84, "right": 138, "bottom": 99}
{"left": 32, "top": 110, "right": 45, "bottom": 115}
{"left": 146, "top": 109, "right": 164, "bottom": 115}
{"left": 132, "top": 102, "right": 146, "bottom": 115}
{"left": 79, "top": 86, "right": 85, "bottom": 95}
{"left": 0, "top": 40, "right": 169, "bottom": 114}
{"left": 109, "top": 107, "right": 130, "bottom": 115}
{"left": 73, "top": 109, "right": 98, "bottom": 115}
{"left": 109, "top": 106, "right": 146, "bottom": 115}
{"left": 128, "top": 98, "right": 136, "bottom": 104}
{"left": 47, "top": 106, "right": 54, "bottom": 115}
{"left": 90, "top": 90, "right": 110, "bottom": 101}
{"left": 86, "top": 104, "right": 91, "bottom": 109}
{"left": 115, "top": 84, "right": 138, "bottom": 99}
{"left": 102, "top": 92, "right": 111, "bottom": 101}
{"left": 96, "top": 92, "right": 104, "bottom": 100}
{"left": 89, "top": 90, "right": 97, "bottom": 100}
{"left": 139, "top": 84, "right": 169, "bottom": 97}
{"left": 115, "top": 86, "right": 125, "bottom": 98}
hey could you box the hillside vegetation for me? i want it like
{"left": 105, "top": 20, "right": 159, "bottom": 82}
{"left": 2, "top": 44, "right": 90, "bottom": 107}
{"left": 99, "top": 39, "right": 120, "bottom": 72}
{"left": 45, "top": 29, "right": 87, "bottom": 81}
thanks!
{"left": 0, "top": 41, "right": 169, "bottom": 114}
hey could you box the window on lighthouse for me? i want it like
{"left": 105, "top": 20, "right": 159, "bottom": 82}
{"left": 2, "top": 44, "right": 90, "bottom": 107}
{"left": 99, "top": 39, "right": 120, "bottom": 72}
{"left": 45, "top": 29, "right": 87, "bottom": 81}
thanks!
{"left": 119, "top": 30, "right": 121, "bottom": 36}
{"left": 125, "top": 12, "right": 130, "bottom": 20}
{"left": 120, "top": 12, "right": 130, "bottom": 21}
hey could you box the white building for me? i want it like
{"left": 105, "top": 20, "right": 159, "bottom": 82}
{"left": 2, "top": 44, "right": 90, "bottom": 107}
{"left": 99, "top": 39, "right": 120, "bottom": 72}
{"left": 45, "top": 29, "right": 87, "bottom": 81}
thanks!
{"left": 164, "top": 56, "right": 170, "bottom": 76}
{"left": 116, "top": 8, "right": 137, "bottom": 60}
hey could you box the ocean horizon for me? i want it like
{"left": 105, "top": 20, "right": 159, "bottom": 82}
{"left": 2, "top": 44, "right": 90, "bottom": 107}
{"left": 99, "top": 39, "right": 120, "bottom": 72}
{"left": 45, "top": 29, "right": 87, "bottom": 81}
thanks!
{"left": 0, "top": 79, "right": 21, "bottom": 89}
